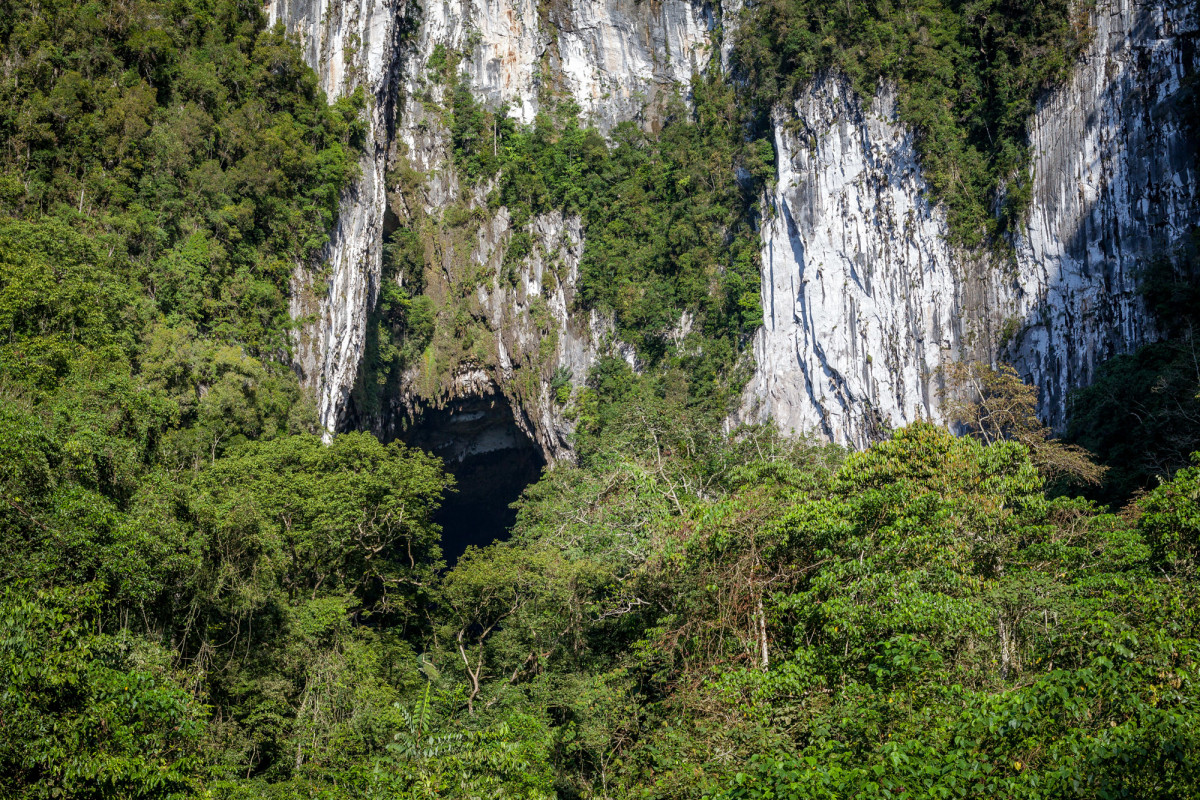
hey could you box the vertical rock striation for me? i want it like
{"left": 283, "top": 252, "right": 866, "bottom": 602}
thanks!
{"left": 271, "top": 0, "right": 716, "bottom": 456}
{"left": 550, "top": 0, "right": 712, "bottom": 130}
{"left": 742, "top": 0, "right": 1198, "bottom": 445}
{"left": 741, "top": 79, "right": 973, "bottom": 447}
{"left": 273, "top": 0, "right": 1196, "bottom": 454}
{"left": 268, "top": 0, "right": 406, "bottom": 436}
{"left": 1009, "top": 0, "right": 1199, "bottom": 424}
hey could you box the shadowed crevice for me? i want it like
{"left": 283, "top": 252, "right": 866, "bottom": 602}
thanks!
{"left": 399, "top": 394, "right": 545, "bottom": 564}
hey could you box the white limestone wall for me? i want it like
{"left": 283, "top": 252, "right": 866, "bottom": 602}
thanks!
{"left": 556, "top": 0, "right": 712, "bottom": 128}
{"left": 742, "top": 0, "right": 1199, "bottom": 445}
{"left": 268, "top": 0, "right": 403, "bottom": 437}
{"left": 1009, "top": 0, "right": 1198, "bottom": 422}
{"left": 740, "top": 80, "right": 966, "bottom": 446}
{"left": 272, "top": 0, "right": 1198, "bottom": 452}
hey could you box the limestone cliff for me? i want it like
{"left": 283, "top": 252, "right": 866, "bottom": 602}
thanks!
{"left": 267, "top": 0, "right": 404, "bottom": 437}
{"left": 268, "top": 0, "right": 714, "bottom": 458}
{"left": 1009, "top": 0, "right": 1198, "bottom": 423}
{"left": 269, "top": 0, "right": 1197, "bottom": 456}
{"left": 741, "top": 0, "right": 1199, "bottom": 446}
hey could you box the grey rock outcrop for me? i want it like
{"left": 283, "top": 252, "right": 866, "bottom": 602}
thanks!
{"left": 741, "top": 0, "right": 1198, "bottom": 446}
{"left": 268, "top": 0, "right": 715, "bottom": 455}
{"left": 268, "top": 0, "right": 406, "bottom": 437}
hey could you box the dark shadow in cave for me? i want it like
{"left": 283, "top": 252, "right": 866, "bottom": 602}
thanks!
{"left": 398, "top": 394, "right": 545, "bottom": 564}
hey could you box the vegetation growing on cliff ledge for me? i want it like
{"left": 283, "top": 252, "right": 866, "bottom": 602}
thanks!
{"left": 363, "top": 68, "right": 768, "bottom": 422}
{"left": 732, "top": 0, "right": 1091, "bottom": 247}
{"left": 447, "top": 78, "right": 767, "bottom": 359}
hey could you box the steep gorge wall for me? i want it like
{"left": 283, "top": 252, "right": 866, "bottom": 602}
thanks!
{"left": 741, "top": 0, "right": 1199, "bottom": 446}
{"left": 741, "top": 79, "right": 985, "bottom": 445}
{"left": 271, "top": 0, "right": 1197, "bottom": 454}
{"left": 382, "top": 0, "right": 713, "bottom": 461}
{"left": 268, "top": 0, "right": 713, "bottom": 456}
{"left": 268, "top": 0, "right": 405, "bottom": 438}
{"left": 1009, "top": 0, "right": 1198, "bottom": 422}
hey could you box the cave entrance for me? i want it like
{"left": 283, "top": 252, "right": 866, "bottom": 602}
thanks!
{"left": 399, "top": 395, "right": 545, "bottom": 564}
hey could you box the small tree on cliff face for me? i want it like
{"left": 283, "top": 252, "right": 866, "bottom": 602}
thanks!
{"left": 941, "top": 362, "right": 1107, "bottom": 487}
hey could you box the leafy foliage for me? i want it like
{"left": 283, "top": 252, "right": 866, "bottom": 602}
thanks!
{"left": 0, "top": 0, "right": 363, "bottom": 353}
{"left": 0, "top": 589, "right": 205, "bottom": 800}
{"left": 442, "top": 79, "right": 764, "bottom": 402}
{"left": 0, "top": 2, "right": 459, "bottom": 796}
{"left": 731, "top": 0, "right": 1089, "bottom": 246}
{"left": 370, "top": 399, "right": 1200, "bottom": 798}
{"left": 942, "top": 361, "right": 1107, "bottom": 488}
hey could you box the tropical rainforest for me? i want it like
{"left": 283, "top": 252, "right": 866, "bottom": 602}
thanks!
{"left": 1, "top": 0, "right": 1199, "bottom": 798}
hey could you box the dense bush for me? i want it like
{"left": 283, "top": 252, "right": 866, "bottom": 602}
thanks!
{"left": 0, "top": 0, "right": 363, "bottom": 355}
{"left": 417, "top": 414, "right": 1200, "bottom": 798}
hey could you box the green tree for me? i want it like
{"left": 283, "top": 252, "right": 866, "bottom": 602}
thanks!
{"left": 0, "top": 589, "right": 206, "bottom": 800}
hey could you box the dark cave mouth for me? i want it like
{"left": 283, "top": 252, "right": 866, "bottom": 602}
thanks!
{"left": 399, "top": 395, "right": 545, "bottom": 564}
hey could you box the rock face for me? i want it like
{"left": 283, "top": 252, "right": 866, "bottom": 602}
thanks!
{"left": 271, "top": 0, "right": 1196, "bottom": 454}
{"left": 742, "top": 0, "right": 1199, "bottom": 446}
{"left": 388, "top": 0, "right": 716, "bottom": 455}
{"left": 396, "top": 0, "right": 712, "bottom": 130}
{"left": 1009, "top": 0, "right": 1198, "bottom": 423}
{"left": 742, "top": 79, "right": 974, "bottom": 446}
{"left": 268, "top": 0, "right": 714, "bottom": 454}
{"left": 549, "top": 0, "right": 712, "bottom": 129}
{"left": 268, "top": 0, "right": 405, "bottom": 437}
